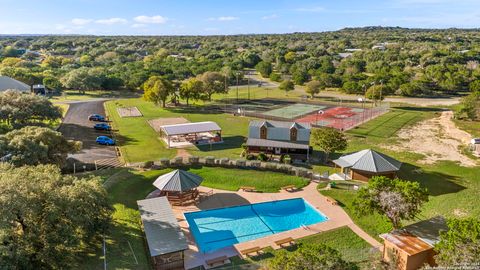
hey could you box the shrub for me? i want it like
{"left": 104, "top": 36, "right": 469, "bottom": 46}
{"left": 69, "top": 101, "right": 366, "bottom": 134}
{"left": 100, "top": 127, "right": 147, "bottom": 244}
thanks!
{"left": 246, "top": 154, "right": 256, "bottom": 160}
{"left": 257, "top": 152, "right": 268, "bottom": 161}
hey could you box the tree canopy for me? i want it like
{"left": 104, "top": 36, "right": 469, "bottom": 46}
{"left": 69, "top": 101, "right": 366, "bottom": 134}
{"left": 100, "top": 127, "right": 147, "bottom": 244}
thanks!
{"left": 268, "top": 243, "right": 357, "bottom": 270}
{"left": 0, "top": 163, "right": 112, "bottom": 269}
{"left": 143, "top": 76, "right": 174, "bottom": 107}
{"left": 0, "top": 126, "right": 81, "bottom": 167}
{"left": 311, "top": 127, "right": 348, "bottom": 160}
{"left": 434, "top": 218, "right": 480, "bottom": 266}
{"left": 0, "top": 90, "right": 62, "bottom": 127}
{"left": 353, "top": 176, "right": 429, "bottom": 229}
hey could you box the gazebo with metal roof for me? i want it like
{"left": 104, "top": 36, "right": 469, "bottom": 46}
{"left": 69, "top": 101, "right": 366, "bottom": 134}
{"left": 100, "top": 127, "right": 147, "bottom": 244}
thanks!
{"left": 160, "top": 121, "right": 222, "bottom": 148}
{"left": 153, "top": 169, "right": 203, "bottom": 205}
{"left": 332, "top": 149, "right": 402, "bottom": 181}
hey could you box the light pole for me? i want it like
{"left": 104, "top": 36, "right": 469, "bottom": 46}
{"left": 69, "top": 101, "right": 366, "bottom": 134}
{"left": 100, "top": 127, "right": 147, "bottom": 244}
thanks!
{"left": 316, "top": 110, "right": 324, "bottom": 126}
{"left": 247, "top": 74, "right": 250, "bottom": 100}
{"left": 236, "top": 71, "right": 240, "bottom": 103}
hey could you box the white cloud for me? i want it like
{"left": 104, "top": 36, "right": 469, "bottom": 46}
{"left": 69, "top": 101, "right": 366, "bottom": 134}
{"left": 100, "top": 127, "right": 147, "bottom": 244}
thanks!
{"left": 95, "top": 18, "right": 128, "bottom": 25}
{"left": 295, "top": 6, "right": 325, "bottom": 12}
{"left": 208, "top": 16, "right": 239, "bottom": 21}
{"left": 134, "top": 15, "right": 168, "bottom": 24}
{"left": 71, "top": 18, "right": 92, "bottom": 25}
{"left": 131, "top": 23, "right": 147, "bottom": 28}
{"left": 262, "top": 14, "right": 278, "bottom": 20}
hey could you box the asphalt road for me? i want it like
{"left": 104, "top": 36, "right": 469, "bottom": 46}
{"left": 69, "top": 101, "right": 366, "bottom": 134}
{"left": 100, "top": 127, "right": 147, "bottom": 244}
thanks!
{"left": 58, "top": 100, "right": 117, "bottom": 165}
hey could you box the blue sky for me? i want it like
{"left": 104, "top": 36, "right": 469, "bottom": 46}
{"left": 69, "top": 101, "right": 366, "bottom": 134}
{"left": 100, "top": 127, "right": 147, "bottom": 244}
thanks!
{"left": 1, "top": 0, "right": 479, "bottom": 35}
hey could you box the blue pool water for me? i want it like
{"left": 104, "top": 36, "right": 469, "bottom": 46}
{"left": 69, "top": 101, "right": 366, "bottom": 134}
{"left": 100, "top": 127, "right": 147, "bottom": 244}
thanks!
{"left": 184, "top": 198, "right": 328, "bottom": 253}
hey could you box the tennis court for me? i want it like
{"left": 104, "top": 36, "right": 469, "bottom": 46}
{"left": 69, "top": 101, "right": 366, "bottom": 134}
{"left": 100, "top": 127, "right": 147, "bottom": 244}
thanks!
{"left": 263, "top": 104, "right": 327, "bottom": 119}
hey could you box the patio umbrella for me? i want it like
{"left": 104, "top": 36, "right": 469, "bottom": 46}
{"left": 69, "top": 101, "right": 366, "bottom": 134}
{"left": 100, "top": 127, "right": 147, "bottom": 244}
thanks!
{"left": 153, "top": 169, "right": 203, "bottom": 192}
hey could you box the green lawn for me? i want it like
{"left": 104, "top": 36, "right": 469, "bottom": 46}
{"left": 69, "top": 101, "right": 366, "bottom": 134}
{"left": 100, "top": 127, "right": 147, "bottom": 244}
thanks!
{"left": 318, "top": 106, "right": 480, "bottom": 241}
{"left": 219, "top": 226, "right": 373, "bottom": 269}
{"left": 189, "top": 167, "right": 309, "bottom": 192}
{"left": 453, "top": 118, "right": 480, "bottom": 138}
{"left": 105, "top": 98, "right": 252, "bottom": 163}
{"left": 81, "top": 166, "right": 310, "bottom": 269}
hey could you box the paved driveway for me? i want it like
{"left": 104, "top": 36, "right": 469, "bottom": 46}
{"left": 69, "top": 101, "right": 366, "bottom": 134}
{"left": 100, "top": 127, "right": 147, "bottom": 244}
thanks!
{"left": 58, "top": 100, "right": 117, "bottom": 166}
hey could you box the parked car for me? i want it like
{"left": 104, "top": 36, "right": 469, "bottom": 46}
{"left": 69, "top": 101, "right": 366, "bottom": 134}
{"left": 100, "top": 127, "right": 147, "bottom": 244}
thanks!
{"left": 88, "top": 114, "right": 105, "bottom": 121}
{"left": 472, "top": 138, "right": 480, "bottom": 144}
{"left": 96, "top": 136, "right": 115, "bottom": 145}
{"left": 94, "top": 123, "right": 111, "bottom": 131}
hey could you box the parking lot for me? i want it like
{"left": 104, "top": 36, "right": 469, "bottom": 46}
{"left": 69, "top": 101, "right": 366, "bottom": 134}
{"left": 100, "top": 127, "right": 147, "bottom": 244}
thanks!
{"left": 58, "top": 100, "right": 118, "bottom": 167}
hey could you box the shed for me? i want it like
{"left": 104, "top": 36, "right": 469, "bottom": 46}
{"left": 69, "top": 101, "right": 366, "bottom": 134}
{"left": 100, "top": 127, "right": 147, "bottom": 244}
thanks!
{"left": 137, "top": 197, "right": 188, "bottom": 270}
{"left": 332, "top": 149, "right": 402, "bottom": 181}
{"left": 380, "top": 216, "right": 448, "bottom": 270}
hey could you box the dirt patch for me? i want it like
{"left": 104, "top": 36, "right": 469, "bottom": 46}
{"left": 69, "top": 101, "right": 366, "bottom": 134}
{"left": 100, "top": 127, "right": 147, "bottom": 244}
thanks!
{"left": 147, "top": 117, "right": 189, "bottom": 132}
{"left": 117, "top": 107, "right": 142, "bottom": 117}
{"left": 386, "top": 111, "right": 477, "bottom": 167}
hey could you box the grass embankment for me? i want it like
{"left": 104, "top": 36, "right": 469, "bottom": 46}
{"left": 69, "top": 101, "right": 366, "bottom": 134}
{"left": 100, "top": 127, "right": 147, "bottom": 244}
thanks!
{"left": 81, "top": 167, "right": 309, "bottom": 269}
{"left": 320, "top": 106, "right": 480, "bottom": 240}
{"left": 105, "top": 98, "right": 252, "bottom": 163}
{"left": 220, "top": 226, "right": 372, "bottom": 269}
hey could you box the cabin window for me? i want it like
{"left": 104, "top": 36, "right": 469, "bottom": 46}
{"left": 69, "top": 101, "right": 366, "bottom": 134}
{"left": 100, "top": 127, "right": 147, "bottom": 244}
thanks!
{"left": 260, "top": 126, "right": 267, "bottom": 139}
{"left": 290, "top": 127, "right": 297, "bottom": 141}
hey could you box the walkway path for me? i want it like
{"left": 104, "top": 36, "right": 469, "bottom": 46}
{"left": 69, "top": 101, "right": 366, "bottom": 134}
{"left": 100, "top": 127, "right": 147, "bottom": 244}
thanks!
{"left": 171, "top": 182, "right": 382, "bottom": 269}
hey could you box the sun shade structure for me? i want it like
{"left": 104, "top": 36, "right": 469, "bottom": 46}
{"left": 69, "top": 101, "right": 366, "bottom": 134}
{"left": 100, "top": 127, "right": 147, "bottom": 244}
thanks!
{"left": 0, "top": 76, "right": 30, "bottom": 92}
{"left": 333, "top": 149, "right": 402, "bottom": 181}
{"left": 161, "top": 121, "right": 221, "bottom": 136}
{"left": 153, "top": 170, "right": 203, "bottom": 205}
{"left": 154, "top": 169, "right": 203, "bottom": 192}
{"left": 160, "top": 121, "right": 222, "bottom": 148}
{"left": 137, "top": 197, "right": 188, "bottom": 269}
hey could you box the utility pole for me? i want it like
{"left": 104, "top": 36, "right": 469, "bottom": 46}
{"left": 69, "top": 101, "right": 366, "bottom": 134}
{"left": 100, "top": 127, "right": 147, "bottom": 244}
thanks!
{"left": 236, "top": 72, "right": 240, "bottom": 103}
{"left": 247, "top": 74, "right": 250, "bottom": 100}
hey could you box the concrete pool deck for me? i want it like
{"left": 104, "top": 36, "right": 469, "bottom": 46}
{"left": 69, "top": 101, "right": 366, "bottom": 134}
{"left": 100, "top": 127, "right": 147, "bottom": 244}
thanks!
{"left": 170, "top": 182, "right": 382, "bottom": 269}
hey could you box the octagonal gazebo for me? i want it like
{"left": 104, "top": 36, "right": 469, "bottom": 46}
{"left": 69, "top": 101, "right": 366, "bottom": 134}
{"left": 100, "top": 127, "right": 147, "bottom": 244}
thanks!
{"left": 153, "top": 169, "right": 203, "bottom": 205}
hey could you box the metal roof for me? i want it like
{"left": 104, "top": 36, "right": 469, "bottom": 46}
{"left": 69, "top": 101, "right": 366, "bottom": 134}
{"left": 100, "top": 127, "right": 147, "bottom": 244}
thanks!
{"left": 246, "top": 138, "right": 310, "bottom": 150}
{"left": 380, "top": 216, "right": 448, "bottom": 255}
{"left": 333, "top": 149, "right": 402, "bottom": 173}
{"left": 249, "top": 120, "right": 310, "bottom": 130}
{"left": 161, "top": 121, "right": 221, "bottom": 136}
{"left": 0, "top": 76, "right": 30, "bottom": 92}
{"left": 137, "top": 197, "right": 188, "bottom": 257}
{"left": 153, "top": 169, "right": 203, "bottom": 192}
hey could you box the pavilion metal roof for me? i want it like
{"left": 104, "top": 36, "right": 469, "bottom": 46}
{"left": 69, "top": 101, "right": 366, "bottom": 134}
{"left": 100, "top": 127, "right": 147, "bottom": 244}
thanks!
{"left": 249, "top": 120, "right": 310, "bottom": 129}
{"left": 0, "top": 76, "right": 30, "bottom": 92}
{"left": 137, "top": 197, "right": 188, "bottom": 257}
{"left": 333, "top": 149, "right": 402, "bottom": 173}
{"left": 246, "top": 138, "right": 310, "bottom": 150}
{"left": 153, "top": 169, "right": 203, "bottom": 192}
{"left": 161, "top": 121, "right": 221, "bottom": 136}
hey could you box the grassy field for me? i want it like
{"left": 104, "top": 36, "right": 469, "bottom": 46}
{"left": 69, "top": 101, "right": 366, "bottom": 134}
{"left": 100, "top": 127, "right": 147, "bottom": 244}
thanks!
{"left": 453, "top": 119, "right": 480, "bottom": 138}
{"left": 319, "top": 106, "right": 480, "bottom": 240}
{"left": 81, "top": 166, "right": 310, "bottom": 269}
{"left": 50, "top": 90, "right": 139, "bottom": 102}
{"left": 189, "top": 166, "right": 308, "bottom": 192}
{"left": 105, "top": 98, "right": 253, "bottom": 163}
{"left": 218, "top": 226, "right": 373, "bottom": 269}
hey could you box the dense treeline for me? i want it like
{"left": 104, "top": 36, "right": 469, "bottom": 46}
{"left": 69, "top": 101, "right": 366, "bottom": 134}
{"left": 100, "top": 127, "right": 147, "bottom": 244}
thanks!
{"left": 1, "top": 27, "right": 480, "bottom": 97}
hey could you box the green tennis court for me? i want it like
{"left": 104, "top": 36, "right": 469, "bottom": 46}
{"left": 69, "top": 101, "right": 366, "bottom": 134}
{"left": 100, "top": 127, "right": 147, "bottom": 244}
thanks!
{"left": 263, "top": 104, "right": 327, "bottom": 119}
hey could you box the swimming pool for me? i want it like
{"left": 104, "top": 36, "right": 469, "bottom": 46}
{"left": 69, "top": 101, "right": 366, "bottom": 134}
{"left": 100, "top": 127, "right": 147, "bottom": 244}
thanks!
{"left": 184, "top": 198, "right": 328, "bottom": 253}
